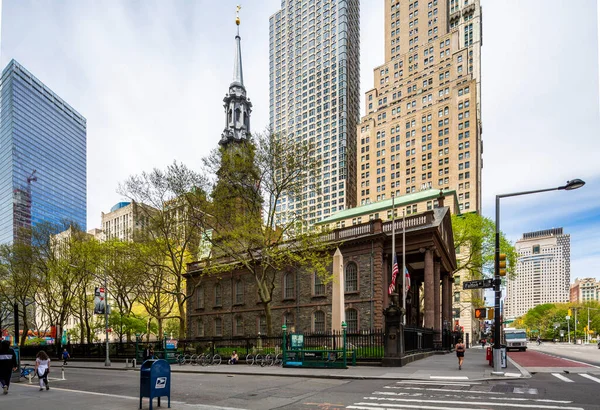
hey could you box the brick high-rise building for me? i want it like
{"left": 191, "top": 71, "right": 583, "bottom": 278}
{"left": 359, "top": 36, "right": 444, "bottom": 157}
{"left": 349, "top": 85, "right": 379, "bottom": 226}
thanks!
{"left": 269, "top": 0, "right": 361, "bottom": 228}
{"left": 357, "top": 0, "right": 482, "bottom": 214}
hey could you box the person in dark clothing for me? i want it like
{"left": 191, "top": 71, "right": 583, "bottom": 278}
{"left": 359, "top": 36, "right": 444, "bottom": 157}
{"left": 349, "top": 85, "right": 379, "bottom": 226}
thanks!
{"left": 0, "top": 340, "right": 18, "bottom": 395}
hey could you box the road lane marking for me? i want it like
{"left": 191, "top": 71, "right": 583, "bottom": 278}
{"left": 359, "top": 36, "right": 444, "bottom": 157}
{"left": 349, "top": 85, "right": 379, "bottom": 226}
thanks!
{"left": 397, "top": 380, "right": 480, "bottom": 385}
{"left": 429, "top": 376, "right": 469, "bottom": 380}
{"left": 12, "top": 384, "right": 247, "bottom": 410}
{"left": 357, "top": 397, "right": 584, "bottom": 409}
{"left": 551, "top": 373, "right": 574, "bottom": 383}
{"left": 386, "top": 386, "right": 505, "bottom": 395}
{"left": 580, "top": 373, "right": 600, "bottom": 384}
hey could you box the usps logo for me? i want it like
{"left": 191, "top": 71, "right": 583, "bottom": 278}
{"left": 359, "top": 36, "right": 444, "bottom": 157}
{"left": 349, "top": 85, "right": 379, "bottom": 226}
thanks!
{"left": 155, "top": 377, "right": 167, "bottom": 389}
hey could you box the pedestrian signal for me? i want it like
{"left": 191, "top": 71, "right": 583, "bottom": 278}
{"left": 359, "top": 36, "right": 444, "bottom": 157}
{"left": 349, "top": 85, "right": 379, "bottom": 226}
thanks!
{"left": 498, "top": 254, "right": 507, "bottom": 276}
{"left": 474, "top": 308, "right": 487, "bottom": 319}
{"left": 487, "top": 307, "right": 494, "bottom": 320}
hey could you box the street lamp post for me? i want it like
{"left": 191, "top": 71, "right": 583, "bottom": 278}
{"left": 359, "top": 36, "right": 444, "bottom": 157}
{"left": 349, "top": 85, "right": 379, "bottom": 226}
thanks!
{"left": 104, "top": 271, "right": 111, "bottom": 367}
{"left": 493, "top": 179, "right": 585, "bottom": 375}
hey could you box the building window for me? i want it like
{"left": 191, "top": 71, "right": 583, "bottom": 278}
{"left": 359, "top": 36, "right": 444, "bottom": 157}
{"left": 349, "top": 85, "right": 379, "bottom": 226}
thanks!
{"left": 313, "top": 310, "right": 325, "bottom": 333}
{"left": 258, "top": 315, "right": 267, "bottom": 335}
{"left": 454, "top": 292, "right": 461, "bottom": 303}
{"left": 214, "top": 283, "right": 222, "bottom": 306}
{"left": 214, "top": 317, "right": 222, "bottom": 336}
{"left": 196, "top": 286, "right": 204, "bottom": 309}
{"left": 533, "top": 245, "right": 540, "bottom": 254}
{"left": 454, "top": 275, "right": 461, "bottom": 285}
{"left": 345, "top": 262, "right": 358, "bottom": 292}
{"left": 234, "top": 315, "right": 244, "bottom": 336}
{"left": 235, "top": 280, "right": 244, "bottom": 305}
{"left": 284, "top": 312, "right": 295, "bottom": 332}
{"left": 196, "top": 319, "right": 204, "bottom": 337}
{"left": 314, "top": 273, "right": 325, "bottom": 296}
{"left": 284, "top": 272, "right": 295, "bottom": 299}
{"left": 346, "top": 309, "right": 358, "bottom": 333}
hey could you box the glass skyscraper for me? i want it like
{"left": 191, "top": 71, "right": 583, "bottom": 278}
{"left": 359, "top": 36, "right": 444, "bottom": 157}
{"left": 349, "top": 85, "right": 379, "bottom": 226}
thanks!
{"left": 0, "top": 60, "right": 86, "bottom": 243}
{"left": 269, "top": 0, "right": 360, "bottom": 227}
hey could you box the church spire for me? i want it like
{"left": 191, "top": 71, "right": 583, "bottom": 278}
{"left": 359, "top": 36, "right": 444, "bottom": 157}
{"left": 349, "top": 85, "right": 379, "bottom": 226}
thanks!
{"left": 232, "top": 5, "right": 244, "bottom": 87}
{"left": 220, "top": 5, "right": 252, "bottom": 146}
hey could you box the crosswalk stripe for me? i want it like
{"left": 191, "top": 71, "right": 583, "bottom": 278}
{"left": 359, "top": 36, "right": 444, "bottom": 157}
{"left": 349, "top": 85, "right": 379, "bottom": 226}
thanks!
{"left": 356, "top": 397, "right": 584, "bottom": 409}
{"left": 551, "top": 373, "right": 574, "bottom": 382}
{"left": 396, "top": 380, "right": 480, "bottom": 385}
{"left": 429, "top": 375, "right": 469, "bottom": 380}
{"left": 385, "top": 386, "right": 505, "bottom": 395}
{"left": 580, "top": 373, "right": 600, "bottom": 384}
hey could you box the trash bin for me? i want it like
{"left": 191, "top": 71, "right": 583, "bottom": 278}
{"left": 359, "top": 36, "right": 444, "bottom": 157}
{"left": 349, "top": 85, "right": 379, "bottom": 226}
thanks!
{"left": 139, "top": 359, "right": 171, "bottom": 410}
{"left": 486, "top": 346, "right": 492, "bottom": 366}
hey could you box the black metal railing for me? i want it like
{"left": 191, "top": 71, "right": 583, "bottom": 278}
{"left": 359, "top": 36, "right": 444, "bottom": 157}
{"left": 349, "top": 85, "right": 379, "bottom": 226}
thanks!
{"left": 19, "top": 327, "right": 440, "bottom": 362}
{"left": 403, "top": 327, "right": 435, "bottom": 354}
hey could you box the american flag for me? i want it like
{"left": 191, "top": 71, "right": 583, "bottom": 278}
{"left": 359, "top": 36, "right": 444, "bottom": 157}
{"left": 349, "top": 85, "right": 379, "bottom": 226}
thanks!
{"left": 388, "top": 255, "right": 399, "bottom": 295}
{"left": 405, "top": 266, "right": 411, "bottom": 292}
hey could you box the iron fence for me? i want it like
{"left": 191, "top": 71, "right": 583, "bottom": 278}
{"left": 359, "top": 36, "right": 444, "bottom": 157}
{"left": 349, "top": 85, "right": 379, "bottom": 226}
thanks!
{"left": 18, "top": 327, "right": 440, "bottom": 362}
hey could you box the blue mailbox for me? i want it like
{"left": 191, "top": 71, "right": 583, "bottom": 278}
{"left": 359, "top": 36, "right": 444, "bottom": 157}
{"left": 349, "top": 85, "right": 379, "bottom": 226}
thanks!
{"left": 139, "top": 359, "right": 171, "bottom": 410}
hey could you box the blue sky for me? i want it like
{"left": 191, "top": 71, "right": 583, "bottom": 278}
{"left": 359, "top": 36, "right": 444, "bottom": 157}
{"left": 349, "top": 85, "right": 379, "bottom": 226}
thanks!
{"left": 0, "top": 0, "right": 599, "bottom": 281}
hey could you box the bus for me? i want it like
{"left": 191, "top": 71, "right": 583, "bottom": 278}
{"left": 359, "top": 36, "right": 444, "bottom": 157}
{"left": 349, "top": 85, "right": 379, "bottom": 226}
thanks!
{"left": 503, "top": 328, "right": 527, "bottom": 351}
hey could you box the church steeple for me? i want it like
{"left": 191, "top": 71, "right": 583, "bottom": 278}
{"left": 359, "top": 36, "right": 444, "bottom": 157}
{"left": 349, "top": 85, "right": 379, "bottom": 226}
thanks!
{"left": 220, "top": 5, "right": 252, "bottom": 146}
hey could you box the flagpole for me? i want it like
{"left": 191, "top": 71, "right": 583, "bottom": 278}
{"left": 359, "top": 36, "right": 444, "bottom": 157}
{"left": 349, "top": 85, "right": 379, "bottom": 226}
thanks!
{"left": 391, "top": 193, "right": 395, "bottom": 301}
{"left": 402, "top": 209, "right": 406, "bottom": 325}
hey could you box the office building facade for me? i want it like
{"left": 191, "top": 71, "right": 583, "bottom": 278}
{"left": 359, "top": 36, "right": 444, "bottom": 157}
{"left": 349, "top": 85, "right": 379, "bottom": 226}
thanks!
{"left": 357, "top": 0, "right": 482, "bottom": 213}
{"left": 570, "top": 278, "right": 600, "bottom": 303}
{"left": 505, "top": 228, "right": 571, "bottom": 319}
{"left": 269, "top": 0, "right": 361, "bottom": 227}
{"left": 0, "top": 60, "right": 86, "bottom": 243}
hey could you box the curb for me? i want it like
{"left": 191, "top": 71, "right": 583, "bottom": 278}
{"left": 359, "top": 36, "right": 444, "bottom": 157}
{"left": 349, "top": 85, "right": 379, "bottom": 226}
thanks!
{"left": 58, "top": 363, "right": 526, "bottom": 381}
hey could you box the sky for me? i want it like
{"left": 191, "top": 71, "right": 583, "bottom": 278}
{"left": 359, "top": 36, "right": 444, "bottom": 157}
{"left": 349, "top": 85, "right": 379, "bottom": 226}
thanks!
{"left": 0, "top": 1, "right": 599, "bottom": 281}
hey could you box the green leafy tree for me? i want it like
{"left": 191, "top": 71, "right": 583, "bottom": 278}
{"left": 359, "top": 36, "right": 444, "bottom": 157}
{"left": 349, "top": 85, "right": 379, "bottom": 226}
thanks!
{"left": 451, "top": 212, "right": 518, "bottom": 279}
{"left": 118, "top": 161, "right": 210, "bottom": 339}
{"left": 0, "top": 235, "right": 42, "bottom": 346}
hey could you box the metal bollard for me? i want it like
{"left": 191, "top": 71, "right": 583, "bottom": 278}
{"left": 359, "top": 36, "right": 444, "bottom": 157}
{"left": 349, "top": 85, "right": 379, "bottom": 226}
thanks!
{"left": 126, "top": 358, "right": 129, "bottom": 368}
{"left": 27, "top": 373, "right": 33, "bottom": 384}
{"left": 61, "top": 365, "right": 65, "bottom": 380}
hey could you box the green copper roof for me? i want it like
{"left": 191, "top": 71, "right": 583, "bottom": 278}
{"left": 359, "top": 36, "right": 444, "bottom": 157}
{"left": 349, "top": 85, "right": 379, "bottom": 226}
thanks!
{"left": 317, "top": 189, "right": 457, "bottom": 225}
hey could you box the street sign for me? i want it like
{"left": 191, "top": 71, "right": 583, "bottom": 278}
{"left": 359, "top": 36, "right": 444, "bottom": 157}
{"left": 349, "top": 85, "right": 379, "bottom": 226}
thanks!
{"left": 462, "top": 279, "right": 494, "bottom": 290}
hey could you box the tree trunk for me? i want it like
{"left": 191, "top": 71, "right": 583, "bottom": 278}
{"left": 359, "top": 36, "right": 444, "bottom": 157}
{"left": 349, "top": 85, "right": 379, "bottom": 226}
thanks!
{"left": 264, "top": 302, "right": 273, "bottom": 336}
{"left": 157, "top": 318, "right": 163, "bottom": 341}
{"left": 85, "top": 306, "right": 92, "bottom": 343}
{"left": 19, "top": 300, "right": 29, "bottom": 347}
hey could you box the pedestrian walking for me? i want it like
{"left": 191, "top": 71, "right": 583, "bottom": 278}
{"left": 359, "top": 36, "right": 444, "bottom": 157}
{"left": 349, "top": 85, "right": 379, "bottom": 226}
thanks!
{"left": 62, "top": 348, "right": 70, "bottom": 365}
{"left": 35, "top": 350, "right": 51, "bottom": 391}
{"left": 455, "top": 338, "right": 466, "bottom": 370}
{"left": 0, "top": 340, "right": 18, "bottom": 395}
{"left": 143, "top": 345, "right": 151, "bottom": 361}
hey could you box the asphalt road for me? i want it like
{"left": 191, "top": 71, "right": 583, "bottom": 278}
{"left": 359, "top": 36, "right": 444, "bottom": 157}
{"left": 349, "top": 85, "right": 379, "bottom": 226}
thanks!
{"left": 526, "top": 342, "right": 600, "bottom": 367}
{"left": 3, "top": 365, "right": 600, "bottom": 410}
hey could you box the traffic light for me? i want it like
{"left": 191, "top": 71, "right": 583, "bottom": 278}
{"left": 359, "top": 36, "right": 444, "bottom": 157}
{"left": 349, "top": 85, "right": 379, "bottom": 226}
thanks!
{"left": 498, "top": 254, "right": 507, "bottom": 276}
{"left": 487, "top": 307, "right": 494, "bottom": 320}
{"left": 474, "top": 308, "right": 487, "bottom": 319}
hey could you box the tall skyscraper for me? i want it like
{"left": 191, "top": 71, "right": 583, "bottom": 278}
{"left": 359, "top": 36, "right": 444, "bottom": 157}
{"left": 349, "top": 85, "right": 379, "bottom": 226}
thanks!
{"left": 505, "top": 228, "right": 571, "bottom": 319}
{"left": 0, "top": 60, "right": 86, "bottom": 243}
{"left": 269, "top": 0, "right": 360, "bottom": 227}
{"left": 357, "top": 0, "right": 482, "bottom": 214}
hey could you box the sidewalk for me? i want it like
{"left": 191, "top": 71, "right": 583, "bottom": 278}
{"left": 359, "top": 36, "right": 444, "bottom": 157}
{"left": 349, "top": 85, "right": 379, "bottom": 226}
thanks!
{"left": 43, "top": 346, "right": 528, "bottom": 381}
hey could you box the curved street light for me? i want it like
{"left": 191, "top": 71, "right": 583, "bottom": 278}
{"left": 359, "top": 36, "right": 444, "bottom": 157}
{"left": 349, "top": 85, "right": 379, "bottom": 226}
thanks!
{"left": 492, "top": 179, "right": 585, "bottom": 375}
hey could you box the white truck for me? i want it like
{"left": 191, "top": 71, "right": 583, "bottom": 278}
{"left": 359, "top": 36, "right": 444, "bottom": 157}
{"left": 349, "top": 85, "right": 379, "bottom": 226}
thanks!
{"left": 503, "top": 328, "right": 528, "bottom": 351}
